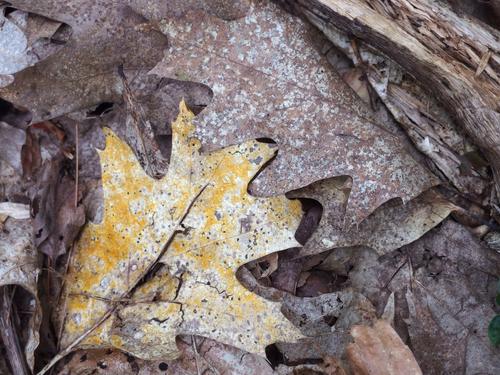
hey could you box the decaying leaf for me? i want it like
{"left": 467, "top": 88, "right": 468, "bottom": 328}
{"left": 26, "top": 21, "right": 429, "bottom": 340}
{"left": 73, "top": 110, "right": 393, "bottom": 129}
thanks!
{"left": 277, "top": 291, "right": 377, "bottom": 365}
{"left": 60, "top": 101, "right": 303, "bottom": 360}
{"left": 0, "top": 218, "right": 41, "bottom": 371}
{"left": 346, "top": 320, "right": 423, "bottom": 375}
{"left": 0, "top": 6, "right": 63, "bottom": 78}
{"left": 0, "top": 0, "right": 166, "bottom": 122}
{"left": 32, "top": 157, "right": 86, "bottom": 259}
{"left": 290, "top": 179, "right": 456, "bottom": 257}
{"left": 0, "top": 121, "right": 25, "bottom": 174}
{"left": 0, "top": 0, "right": 253, "bottom": 123}
{"left": 0, "top": 202, "right": 30, "bottom": 222}
{"left": 327, "top": 220, "right": 500, "bottom": 375}
{"left": 153, "top": 1, "right": 437, "bottom": 225}
{"left": 57, "top": 336, "right": 275, "bottom": 375}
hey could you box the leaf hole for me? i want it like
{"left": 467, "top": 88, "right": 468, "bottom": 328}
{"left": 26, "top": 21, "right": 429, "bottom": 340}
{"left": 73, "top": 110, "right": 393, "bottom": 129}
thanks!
{"left": 86, "top": 102, "right": 114, "bottom": 117}
{"left": 255, "top": 137, "right": 276, "bottom": 144}
{"left": 265, "top": 344, "right": 285, "bottom": 369}
{"left": 158, "top": 362, "right": 169, "bottom": 371}
{"left": 0, "top": 98, "right": 32, "bottom": 128}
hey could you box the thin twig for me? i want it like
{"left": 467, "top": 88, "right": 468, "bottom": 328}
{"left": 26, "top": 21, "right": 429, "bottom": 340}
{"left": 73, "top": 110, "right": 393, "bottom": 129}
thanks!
{"left": 74, "top": 123, "right": 79, "bottom": 208}
{"left": 192, "top": 336, "right": 202, "bottom": 375}
{"left": 55, "top": 243, "right": 77, "bottom": 350}
{"left": 36, "top": 307, "right": 116, "bottom": 375}
{"left": 383, "top": 258, "right": 408, "bottom": 289}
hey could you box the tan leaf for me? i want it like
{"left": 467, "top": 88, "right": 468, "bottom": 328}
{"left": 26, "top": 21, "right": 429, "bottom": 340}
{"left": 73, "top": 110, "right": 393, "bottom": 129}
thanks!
{"left": 290, "top": 179, "right": 456, "bottom": 256}
{"left": 346, "top": 320, "right": 422, "bottom": 375}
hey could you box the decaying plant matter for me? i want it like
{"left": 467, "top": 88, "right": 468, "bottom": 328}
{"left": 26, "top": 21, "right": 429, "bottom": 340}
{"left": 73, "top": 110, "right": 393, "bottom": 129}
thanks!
{"left": 0, "top": 0, "right": 499, "bottom": 374}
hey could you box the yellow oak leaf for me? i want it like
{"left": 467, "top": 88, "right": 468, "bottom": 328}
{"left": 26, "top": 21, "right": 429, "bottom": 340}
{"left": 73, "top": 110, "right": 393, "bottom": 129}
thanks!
{"left": 60, "top": 101, "right": 304, "bottom": 359}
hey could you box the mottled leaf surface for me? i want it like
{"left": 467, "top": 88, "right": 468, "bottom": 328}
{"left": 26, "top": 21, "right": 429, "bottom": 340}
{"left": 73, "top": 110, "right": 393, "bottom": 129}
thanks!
{"left": 61, "top": 102, "right": 303, "bottom": 359}
{"left": 153, "top": 0, "right": 437, "bottom": 224}
{"left": 0, "top": 0, "right": 252, "bottom": 123}
{"left": 289, "top": 179, "right": 455, "bottom": 256}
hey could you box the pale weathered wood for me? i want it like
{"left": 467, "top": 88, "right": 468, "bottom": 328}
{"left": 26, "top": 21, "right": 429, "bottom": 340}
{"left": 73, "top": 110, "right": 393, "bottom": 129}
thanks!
{"left": 283, "top": 0, "right": 500, "bottom": 194}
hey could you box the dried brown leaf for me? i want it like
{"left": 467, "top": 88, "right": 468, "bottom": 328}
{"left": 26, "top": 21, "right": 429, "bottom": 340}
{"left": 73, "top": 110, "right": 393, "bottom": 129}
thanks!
{"left": 32, "top": 158, "right": 85, "bottom": 259}
{"left": 346, "top": 320, "right": 422, "bottom": 375}
{"left": 335, "top": 220, "right": 500, "bottom": 374}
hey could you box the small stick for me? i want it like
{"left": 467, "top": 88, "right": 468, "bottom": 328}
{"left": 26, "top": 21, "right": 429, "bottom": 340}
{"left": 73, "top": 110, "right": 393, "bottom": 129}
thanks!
{"left": 74, "top": 123, "right": 79, "bottom": 208}
{"left": 36, "top": 307, "right": 115, "bottom": 375}
{"left": 192, "top": 335, "right": 202, "bottom": 375}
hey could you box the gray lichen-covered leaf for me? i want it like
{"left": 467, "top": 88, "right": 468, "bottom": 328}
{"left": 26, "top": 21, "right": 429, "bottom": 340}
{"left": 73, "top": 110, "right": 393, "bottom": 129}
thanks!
{"left": 289, "top": 180, "right": 455, "bottom": 256}
{"left": 0, "top": 218, "right": 41, "bottom": 370}
{"left": 153, "top": 0, "right": 437, "bottom": 224}
{"left": 0, "top": 8, "right": 30, "bottom": 75}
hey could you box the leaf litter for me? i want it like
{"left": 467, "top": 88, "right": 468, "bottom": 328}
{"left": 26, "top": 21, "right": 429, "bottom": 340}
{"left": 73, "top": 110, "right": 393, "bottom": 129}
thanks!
{"left": 0, "top": 218, "right": 41, "bottom": 372}
{"left": 152, "top": 0, "right": 438, "bottom": 225}
{"left": 0, "top": 1, "right": 498, "bottom": 374}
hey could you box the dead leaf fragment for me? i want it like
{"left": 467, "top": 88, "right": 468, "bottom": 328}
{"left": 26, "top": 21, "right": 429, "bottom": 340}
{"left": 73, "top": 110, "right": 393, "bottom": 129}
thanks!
{"left": 0, "top": 1, "right": 167, "bottom": 122}
{"left": 0, "top": 121, "right": 26, "bottom": 174}
{"left": 0, "top": 218, "right": 41, "bottom": 371}
{"left": 32, "top": 159, "right": 85, "bottom": 259}
{"left": 0, "top": 0, "right": 253, "bottom": 123}
{"left": 340, "top": 220, "right": 500, "bottom": 375}
{"left": 291, "top": 181, "right": 455, "bottom": 256}
{"left": 346, "top": 320, "right": 423, "bottom": 375}
{"left": 0, "top": 7, "right": 63, "bottom": 77}
{"left": 0, "top": 202, "right": 30, "bottom": 220}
